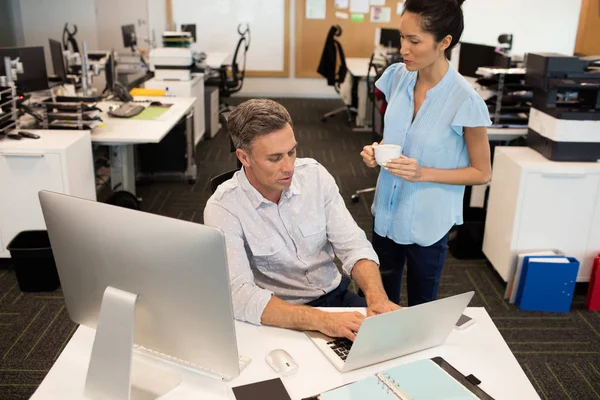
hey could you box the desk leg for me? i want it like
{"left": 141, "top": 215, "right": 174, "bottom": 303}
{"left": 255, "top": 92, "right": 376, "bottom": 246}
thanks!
{"left": 353, "top": 79, "right": 372, "bottom": 133}
{"left": 110, "top": 144, "right": 136, "bottom": 195}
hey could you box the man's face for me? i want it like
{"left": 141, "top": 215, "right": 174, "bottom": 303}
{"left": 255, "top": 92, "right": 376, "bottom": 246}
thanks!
{"left": 237, "top": 123, "right": 297, "bottom": 199}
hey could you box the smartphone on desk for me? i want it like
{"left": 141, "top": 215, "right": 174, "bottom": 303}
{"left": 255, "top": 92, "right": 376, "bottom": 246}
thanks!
{"left": 455, "top": 314, "right": 476, "bottom": 331}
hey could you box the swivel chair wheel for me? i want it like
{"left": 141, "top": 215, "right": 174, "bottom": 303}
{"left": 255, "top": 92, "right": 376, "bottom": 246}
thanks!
{"left": 188, "top": 178, "right": 196, "bottom": 185}
{"left": 351, "top": 194, "right": 360, "bottom": 203}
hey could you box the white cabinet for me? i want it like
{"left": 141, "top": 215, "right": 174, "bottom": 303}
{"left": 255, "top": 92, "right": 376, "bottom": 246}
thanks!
{"left": 0, "top": 130, "right": 96, "bottom": 258}
{"left": 483, "top": 147, "right": 600, "bottom": 282}
{"left": 144, "top": 75, "right": 206, "bottom": 145}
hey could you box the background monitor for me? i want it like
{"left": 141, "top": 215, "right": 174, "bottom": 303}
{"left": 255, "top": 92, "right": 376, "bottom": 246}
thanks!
{"left": 457, "top": 42, "right": 498, "bottom": 77}
{"left": 493, "top": 51, "right": 511, "bottom": 68}
{"left": 0, "top": 46, "right": 49, "bottom": 93}
{"left": 48, "top": 39, "right": 67, "bottom": 81}
{"left": 378, "top": 28, "right": 401, "bottom": 49}
{"left": 121, "top": 24, "right": 137, "bottom": 48}
{"left": 181, "top": 24, "right": 197, "bottom": 43}
{"left": 38, "top": 190, "right": 242, "bottom": 382}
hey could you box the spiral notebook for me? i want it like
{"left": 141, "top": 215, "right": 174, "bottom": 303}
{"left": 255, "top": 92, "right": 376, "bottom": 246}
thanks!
{"left": 303, "top": 357, "right": 494, "bottom": 400}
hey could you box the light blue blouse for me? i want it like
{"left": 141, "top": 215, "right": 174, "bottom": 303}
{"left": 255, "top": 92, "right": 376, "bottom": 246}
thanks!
{"left": 373, "top": 62, "right": 492, "bottom": 247}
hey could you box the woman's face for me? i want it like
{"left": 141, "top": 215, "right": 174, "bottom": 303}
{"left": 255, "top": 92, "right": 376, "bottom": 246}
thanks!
{"left": 399, "top": 11, "right": 448, "bottom": 71}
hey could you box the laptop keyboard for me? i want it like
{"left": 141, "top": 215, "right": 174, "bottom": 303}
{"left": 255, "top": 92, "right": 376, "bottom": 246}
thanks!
{"left": 327, "top": 338, "right": 353, "bottom": 361}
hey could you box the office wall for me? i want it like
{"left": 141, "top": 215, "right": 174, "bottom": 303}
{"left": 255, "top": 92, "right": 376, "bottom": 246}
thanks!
{"left": 0, "top": 0, "right": 25, "bottom": 48}
{"left": 20, "top": 0, "right": 99, "bottom": 74}
{"left": 95, "top": 0, "right": 150, "bottom": 52}
{"left": 171, "top": 0, "right": 286, "bottom": 73}
{"left": 462, "top": 0, "right": 582, "bottom": 56}
{"left": 147, "top": 0, "right": 167, "bottom": 48}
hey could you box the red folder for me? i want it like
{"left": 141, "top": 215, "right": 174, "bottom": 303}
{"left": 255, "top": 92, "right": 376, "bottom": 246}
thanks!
{"left": 585, "top": 254, "right": 600, "bottom": 310}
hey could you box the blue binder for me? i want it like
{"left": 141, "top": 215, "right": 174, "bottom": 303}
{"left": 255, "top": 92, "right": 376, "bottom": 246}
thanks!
{"left": 515, "top": 256, "right": 579, "bottom": 312}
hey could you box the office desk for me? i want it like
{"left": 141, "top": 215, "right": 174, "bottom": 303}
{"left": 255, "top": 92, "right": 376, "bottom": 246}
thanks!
{"left": 31, "top": 307, "right": 540, "bottom": 400}
{"left": 91, "top": 96, "right": 197, "bottom": 195}
{"left": 205, "top": 52, "right": 233, "bottom": 69}
{"left": 344, "top": 57, "right": 376, "bottom": 129}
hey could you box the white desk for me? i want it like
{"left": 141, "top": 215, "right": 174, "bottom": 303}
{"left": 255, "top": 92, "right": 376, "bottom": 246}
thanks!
{"left": 91, "top": 96, "right": 197, "bottom": 195}
{"left": 205, "top": 52, "right": 233, "bottom": 69}
{"left": 344, "top": 57, "right": 377, "bottom": 129}
{"left": 32, "top": 307, "right": 539, "bottom": 400}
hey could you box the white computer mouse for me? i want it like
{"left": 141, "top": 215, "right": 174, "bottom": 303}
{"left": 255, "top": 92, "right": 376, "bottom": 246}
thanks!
{"left": 265, "top": 349, "right": 298, "bottom": 376}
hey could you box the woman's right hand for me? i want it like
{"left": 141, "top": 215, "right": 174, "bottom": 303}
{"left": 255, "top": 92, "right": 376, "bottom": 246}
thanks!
{"left": 361, "top": 142, "right": 380, "bottom": 168}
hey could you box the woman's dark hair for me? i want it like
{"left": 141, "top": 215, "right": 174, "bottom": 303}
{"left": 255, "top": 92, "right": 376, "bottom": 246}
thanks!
{"left": 403, "top": 0, "right": 465, "bottom": 58}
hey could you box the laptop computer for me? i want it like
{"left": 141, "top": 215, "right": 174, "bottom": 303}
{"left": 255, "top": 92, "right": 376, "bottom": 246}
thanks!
{"left": 305, "top": 291, "right": 474, "bottom": 372}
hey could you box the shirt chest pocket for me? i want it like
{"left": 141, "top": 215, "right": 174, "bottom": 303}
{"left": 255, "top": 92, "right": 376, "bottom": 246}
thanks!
{"left": 298, "top": 219, "right": 327, "bottom": 254}
{"left": 247, "top": 235, "right": 286, "bottom": 272}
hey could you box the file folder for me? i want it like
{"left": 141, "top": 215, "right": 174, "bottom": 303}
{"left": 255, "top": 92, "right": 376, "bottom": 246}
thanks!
{"left": 516, "top": 256, "right": 579, "bottom": 312}
{"left": 585, "top": 254, "right": 600, "bottom": 311}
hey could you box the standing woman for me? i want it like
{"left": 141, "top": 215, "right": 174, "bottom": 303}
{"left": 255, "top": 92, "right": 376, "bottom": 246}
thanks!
{"left": 360, "top": 0, "right": 492, "bottom": 306}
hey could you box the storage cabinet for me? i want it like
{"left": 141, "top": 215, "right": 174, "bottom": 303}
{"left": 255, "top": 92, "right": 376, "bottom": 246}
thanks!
{"left": 144, "top": 75, "right": 206, "bottom": 145}
{"left": 204, "top": 86, "right": 220, "bottom": 139}
{"left": 0, "top": 130, "right": 96, "bottom": 258}
{"left": 483, "top": 147, "right": 600, "bottom": 282}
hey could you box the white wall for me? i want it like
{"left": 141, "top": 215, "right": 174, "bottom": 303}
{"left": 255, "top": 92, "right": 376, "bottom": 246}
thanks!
{"left": 95, "top": 0, "right": 150, "bottom": 52}
{"left": 172, "top": 0, "right": 285, "bottom": 72}
{"left": 20, "top": 0, "right": 99, "bottom": 74}
{"left": 462, "top": 0, "right": 582, "bottom": 56}
{"left": 147, "top": 0, "right": 167, "bottom": 48}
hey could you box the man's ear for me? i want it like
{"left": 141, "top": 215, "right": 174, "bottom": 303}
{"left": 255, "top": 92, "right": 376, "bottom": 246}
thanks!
{"left": 439, "top": 34, "right": 452, "bottom": 53}
{"left": 236, "top": 148, "right": 251, "bottom": 168}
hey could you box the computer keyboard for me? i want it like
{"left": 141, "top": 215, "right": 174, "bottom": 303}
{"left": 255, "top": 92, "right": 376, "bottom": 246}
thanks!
{"left": 327, "top": 338, "right": 353, "bottom": 361}
{"left": 108, "top": 102, "right": 145, "bottom": 118}
{"left": 134, "top": 344, "right": 252, "bottom": 377}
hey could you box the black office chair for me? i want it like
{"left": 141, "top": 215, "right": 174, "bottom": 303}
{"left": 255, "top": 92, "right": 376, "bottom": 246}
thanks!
{"left": 351, "top": 54, "right": 386, "bottom": 203}
{"left": 317, "top": 25, "right": 356, "bottom": 124}
{"left": 206, "top": 24, "right": 251, "bottom": 113}
{"left": 210, "top": 169, "right": 239, "bottom": 193}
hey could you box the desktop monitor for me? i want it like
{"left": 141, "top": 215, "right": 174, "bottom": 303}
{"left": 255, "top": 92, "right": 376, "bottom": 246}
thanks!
{"left": 181, "top": 24, "right": 197, "bottom": 43}
{"left": 377, "top": 28, "right": 401, "bottom": 50}
{"left": 48, "top": 39, "right": 67, "bottom": 81}
{"left": 38, "top": 190, "right": 242, "bottom": 394}
{"left": 457, "top": 42, "right": 497, "bottom": 77}
{"left": 121, "top": 24, "right": 137, "bottom": 49}
{"left": 493, "top": 50, "right": 511, "bottom": 68}
{"left": 0, "top": 46, "right": 49, "bottom": 93}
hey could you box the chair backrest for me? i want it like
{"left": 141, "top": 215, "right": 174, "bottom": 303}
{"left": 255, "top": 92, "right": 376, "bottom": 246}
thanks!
{"left": 210, "top": 169, "right": 239, "bottom": 194}
{"left": 228, "top": 24, "right": 251, "bottom": 95}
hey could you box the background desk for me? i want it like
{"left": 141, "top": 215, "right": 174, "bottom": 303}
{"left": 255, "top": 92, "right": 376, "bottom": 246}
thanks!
{"left": 205, "top": 52, "right": 233, "bottom": 69}
{"left": 0, "top": 130, "right": 96, "bottom": 258}
{"left": 92, "top": 96, "right": 197, "bottom": 195}
{"left": 31, "top": 307, "right": 539, "bottom": 400}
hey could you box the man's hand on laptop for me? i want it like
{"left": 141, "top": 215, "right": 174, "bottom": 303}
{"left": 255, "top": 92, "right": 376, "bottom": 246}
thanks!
{"left": 319, "top": 311, "right": 365, "bottom": 341}
{"left": 366, "top": 297, "right": 401, "bottom": 317}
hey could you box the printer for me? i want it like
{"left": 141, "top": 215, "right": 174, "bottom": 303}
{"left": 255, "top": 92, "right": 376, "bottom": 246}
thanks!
{"left": 149, "top": 47, "right": 194, "bottom": 81}
{"left": 148, "top": 31, "right": 198, "bottom": 81}
{"left": 525, "top": 53, "right": 600, "bottom": 162}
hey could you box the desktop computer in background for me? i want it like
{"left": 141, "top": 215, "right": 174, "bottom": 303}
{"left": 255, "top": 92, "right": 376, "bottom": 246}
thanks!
{"left": 457, "top": 42, "right": 498, "bottom": 78}
{"left": 39, "top": 191, "right": 246, "bottom": 400}
{"left": 0, "top": 46, "right": 49, "bottom": 94}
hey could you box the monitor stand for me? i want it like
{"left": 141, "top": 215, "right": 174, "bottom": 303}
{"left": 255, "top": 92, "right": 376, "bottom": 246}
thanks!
{"left": 84, "top": 286, "right": 182, "bottom": 400}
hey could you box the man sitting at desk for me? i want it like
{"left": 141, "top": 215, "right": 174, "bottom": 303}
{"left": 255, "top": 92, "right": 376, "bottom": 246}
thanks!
{"left": 204, "top": 99, "right": 399, "bottom": 341}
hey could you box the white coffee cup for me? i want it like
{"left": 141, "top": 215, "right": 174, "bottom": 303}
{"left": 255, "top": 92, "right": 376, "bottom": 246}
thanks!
{"left": 374, "top": 144, "right": 402, "bottom": 166}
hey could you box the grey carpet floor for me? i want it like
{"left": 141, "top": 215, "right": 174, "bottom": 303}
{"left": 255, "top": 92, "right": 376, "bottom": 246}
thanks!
{"left": 1, "top": 97, "right": 600, "bottom": 400}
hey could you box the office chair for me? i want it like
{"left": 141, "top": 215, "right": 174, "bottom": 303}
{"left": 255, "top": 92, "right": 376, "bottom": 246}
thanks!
{"left": 351, "top": 54, "right": 386, "bottom": 203}
{"left": 318, "top": 25, "right": 356, "bottom": 124}
{"left": 206, "top": 24, "right": 251, "bottom": 113}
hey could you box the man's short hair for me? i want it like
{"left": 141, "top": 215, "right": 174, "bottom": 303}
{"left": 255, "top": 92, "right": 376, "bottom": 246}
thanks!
{"left": 227, "top": 99, "right": 293, "bottom": 152}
